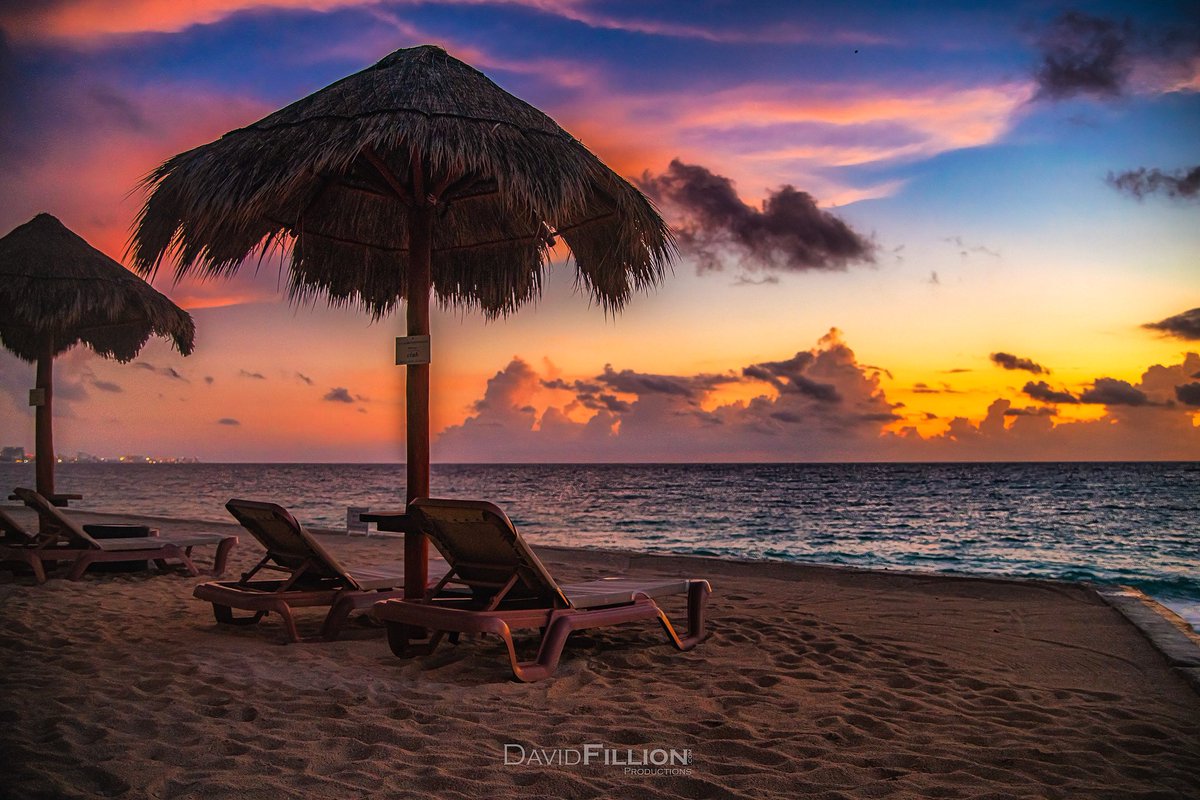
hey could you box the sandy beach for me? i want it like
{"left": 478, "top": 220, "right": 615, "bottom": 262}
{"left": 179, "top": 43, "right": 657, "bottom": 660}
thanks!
{"left": 2, "top": 507, "right": 1198, "bottom": 800}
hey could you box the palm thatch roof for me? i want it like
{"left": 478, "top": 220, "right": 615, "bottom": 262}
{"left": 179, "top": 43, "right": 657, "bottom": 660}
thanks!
{"left": 0, "top": 214, "right": 195, "bottom": 362}
{"left": 130, "top": 44, "right": 674, "bottom": 317}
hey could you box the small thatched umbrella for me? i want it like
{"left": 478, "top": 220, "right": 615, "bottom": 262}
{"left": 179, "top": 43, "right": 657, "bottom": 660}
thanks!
{"left": 0, "top": 213, "right": 195, "bottom": 504}
{"left": 130, "top": 44, "right": 674, "bottom": 595}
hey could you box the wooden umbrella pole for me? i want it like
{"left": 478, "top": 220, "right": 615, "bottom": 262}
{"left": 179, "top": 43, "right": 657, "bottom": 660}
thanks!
{"left": 34, "top": 339, "right": 55, "bottom": 527}
{"left": 404, "top": 199, "right": 433, "bottom": 598}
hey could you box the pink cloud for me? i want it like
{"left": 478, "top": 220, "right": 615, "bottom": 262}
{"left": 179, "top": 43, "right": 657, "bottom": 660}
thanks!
{"left": 552, "top": 78, "right": 1035, "bottom": 208}
{"left": 2, "top": 0, "right": 375, "bottom": 40}
{"left": 3, "top": 0, "right": 888, "bottom": 46}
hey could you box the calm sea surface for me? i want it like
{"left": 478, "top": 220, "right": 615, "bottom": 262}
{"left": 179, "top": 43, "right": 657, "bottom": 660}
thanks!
{"left": 3, "top": 462, "right": 1196, "bottom": 628}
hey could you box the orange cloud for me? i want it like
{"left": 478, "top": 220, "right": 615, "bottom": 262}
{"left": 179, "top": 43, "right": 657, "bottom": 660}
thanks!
{"left": 2, "top": 0, "right": 373, "bottom": 40}
{"left": 433, "top": 336, "right": 1200, "bottom": 462}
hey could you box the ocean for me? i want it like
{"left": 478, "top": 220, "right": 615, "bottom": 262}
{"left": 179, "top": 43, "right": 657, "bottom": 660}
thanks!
{"left": 3, "top": 461, "right": 1196, "bottom": 629}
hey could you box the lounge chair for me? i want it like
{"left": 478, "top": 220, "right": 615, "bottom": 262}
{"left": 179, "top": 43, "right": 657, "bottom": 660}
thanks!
{"left": 193, "top": 499, "right": 448, "bottom": 643}
{"left": 1, "top": 506, "right": 38, "bottom": 545}
{"left": 371, "top": 498, "right": 711, "bottom": 681}
{"left": 4, "top": 488, "right": 237, "bottom": 583}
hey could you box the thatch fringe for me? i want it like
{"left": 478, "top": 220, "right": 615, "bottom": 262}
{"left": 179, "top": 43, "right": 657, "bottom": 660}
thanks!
{"left": 0, "top": 214, "right": 195, "bottom": 362}
{"left": 131, "top": 45, "right": 674, "bottom": 318}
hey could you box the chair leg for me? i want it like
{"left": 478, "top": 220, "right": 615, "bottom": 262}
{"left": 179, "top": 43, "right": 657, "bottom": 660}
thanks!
{"left": 66, "top": 553, "right": 96, "bottom": 581}
{"left": 653, "top": 580, "right": 711, "bottom": 651}
{"left": 174, "top": 546, "right": 200, "bottom": 577}
{"left": 25, "top": 553, "right": 47, "bottom": 585}
{"left": 510, "top": 617, "right": 573, "bottom": 682}
{"left": 276, "top": 605, "right": 302, "bottom": 644}
{"left": 386, "top": 623, "right": 444, "bottom": 658}
{"left": 320, "top": 595, "right": 358, "bottom": 642}
{"left": 212, "top": 604, "right": 267, "bottom": 627}
{"left": 210, "top": 538, "right": 236, "bottom": 577}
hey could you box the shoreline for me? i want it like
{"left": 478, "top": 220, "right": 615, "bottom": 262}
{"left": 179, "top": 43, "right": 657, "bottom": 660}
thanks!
{"left": 3, "top": 505, "right": 1199, "bottom": 798}
{"left": 61, "top": 505, "right": 1200, "bottom": 638}
{"left": 11, "top": 505, "right": 1200, "bottom": 690}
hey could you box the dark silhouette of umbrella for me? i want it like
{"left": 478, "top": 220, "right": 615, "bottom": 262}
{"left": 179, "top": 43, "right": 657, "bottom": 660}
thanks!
{"left": 129, "top": 45, "right": 673, "bottom": 595}
{"left": 0, "top": 213, "right": 195, "bottom": 504}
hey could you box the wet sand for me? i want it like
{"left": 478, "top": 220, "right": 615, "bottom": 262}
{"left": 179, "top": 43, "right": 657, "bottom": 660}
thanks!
{"left": 2, "top": 507, "right": 1198, "bottom": 799}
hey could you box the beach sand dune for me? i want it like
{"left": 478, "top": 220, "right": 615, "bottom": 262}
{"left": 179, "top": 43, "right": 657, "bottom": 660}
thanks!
{"left": 2, "top": 509, "right": 1198, "bottom": 799}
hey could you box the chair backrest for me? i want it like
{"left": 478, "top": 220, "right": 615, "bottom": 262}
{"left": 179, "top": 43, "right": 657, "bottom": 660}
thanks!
{"left": 224, "top": 499, "right": 359, "bottom": 589}
{"left": 409, "top": 498, "right": 570, "bottom": 609}
{"left": 0, "top": 506, "right": 36, "bottom": 544}
{"left": 12, "top": 488, "right": 100, "bottom": 548}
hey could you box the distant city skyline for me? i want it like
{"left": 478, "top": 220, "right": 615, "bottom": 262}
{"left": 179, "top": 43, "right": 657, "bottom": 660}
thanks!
{"left": 1, "top": 1, "right": 1197, "bottom": 461}
{"left": 0, "top": 446, "right": 201, "bottom": 464}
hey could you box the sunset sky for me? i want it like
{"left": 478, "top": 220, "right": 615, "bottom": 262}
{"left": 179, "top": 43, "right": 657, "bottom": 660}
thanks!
{"left": 1, "top": 0, "right": 1197, "bottom": 462}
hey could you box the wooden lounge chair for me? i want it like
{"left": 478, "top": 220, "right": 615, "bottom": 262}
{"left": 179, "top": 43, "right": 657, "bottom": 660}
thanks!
{"left": 4, "top": 488, "right": 237, "bottom": 583}
{"left": 1, "top": 506, "right": 38, "bottom": 545}
{"left": 371, "top": 498, "right": 711, "bottom": 681}
{"left": 193, "top": 499, "right": 448, "bottom": 643}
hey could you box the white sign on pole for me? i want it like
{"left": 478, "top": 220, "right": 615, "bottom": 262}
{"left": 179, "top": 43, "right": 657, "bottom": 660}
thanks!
{"left": 395, "top": 335, "right": 431, "bottom": 365}
{"left": 346, "top": 507, "right": 370, "bottom": 536}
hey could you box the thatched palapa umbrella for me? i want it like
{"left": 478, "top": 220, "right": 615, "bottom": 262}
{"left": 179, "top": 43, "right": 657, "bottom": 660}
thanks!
{"left": 130, "top": 45, "right": 673, "bottom": 595}
{"left": 0, "top": 213, "right": 195, "bottom": 504}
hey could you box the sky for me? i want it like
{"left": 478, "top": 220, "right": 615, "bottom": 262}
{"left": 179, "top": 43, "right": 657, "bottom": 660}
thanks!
{"left": 0, "top": 0, "right": 1197, "bottom": 462}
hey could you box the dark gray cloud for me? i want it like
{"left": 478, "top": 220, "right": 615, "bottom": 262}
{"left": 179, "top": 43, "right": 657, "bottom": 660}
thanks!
{"left": 216, "top": 418, "right": 240, "bottom": 426}
{"left": 583, "top": 393, "right": 633, "bottom": 414}
{"left": 134, "top": 362, "right": 189, "bottom": 382}
{"left": 1108, "top": 166, "right": 1200, "bottom": 201}
{"left": 204, "top": 376, "right": 214, "bottom": 385}
{"left": 296, "top": 372, "right": 314, "bottom": 385}
{"left": 743, "top": 353, "right": 841, "bottom": 403}
{"left": 543, "top": 377, "right": 603, "bottom": 393}
{"left": 910, "top": 382, "right": 961, "bottom": 395}
{"left": 239, "top": 369, "right": 266, "bottom": 380}
{"left": 1079, "top": 377, "right": 1149, "bottom": 406}
{"left": 638, "top": 159, "right": 875, "bottom": 273}
{"left": 1032, "top": 10, "right": 1200, "bottom": 101}
{"left": 1142, "top": 307, "right": 1200, "bottom": 340}
{"left": 1004, "top": 406, "right": 1056, "bottom": 417}
{"left": 1033, "top": 11, "right": 1133, "bottom": 100}
{"left": 323, "top": 387, "right": 354, "bottom": 403}
{"left": 1176, "top": 383, "right": 1200, "bottom": 406}
{"left": 1023, "top": 381, "right": 1079, "bottom": 404}
{"left": 541, "top": 377, "right": 630, "bottom": 411}
{"left": 1143, "top": 308, "right": 1200, "bottom": 340}
{"left": 91, "top": 380, "right": 122, "bottom": 393}
{"left": 991, "top": 352, "right": 1048, "bottom": 374}
{"left": 598, "top": 364, "right": 732, "bottom": 400}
